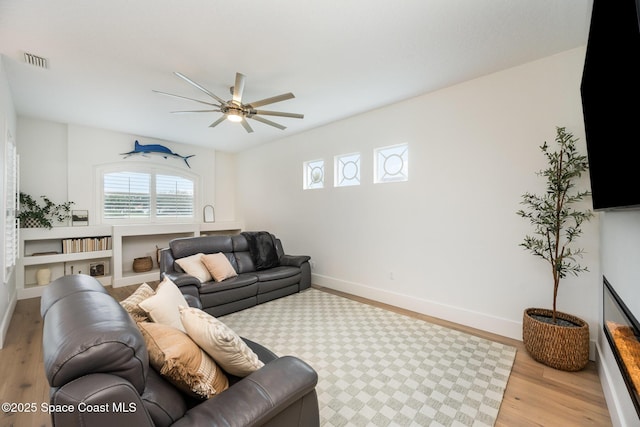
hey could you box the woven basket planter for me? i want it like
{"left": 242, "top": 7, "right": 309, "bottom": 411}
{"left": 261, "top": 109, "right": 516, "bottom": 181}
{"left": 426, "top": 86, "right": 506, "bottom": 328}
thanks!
{"left": 522, "top": 308, "right": 590, "bottom": 372}
{"left": 133, "top": 256, "right": 153, "bottom": 273}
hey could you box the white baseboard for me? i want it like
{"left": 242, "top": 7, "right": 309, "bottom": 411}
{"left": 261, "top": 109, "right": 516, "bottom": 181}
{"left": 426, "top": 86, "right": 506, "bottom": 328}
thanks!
{"left": 0, "top": 290, "right": 17, "bottom": 349}
{"left": 312, "top": 273, "right": 523, "bottom": 341}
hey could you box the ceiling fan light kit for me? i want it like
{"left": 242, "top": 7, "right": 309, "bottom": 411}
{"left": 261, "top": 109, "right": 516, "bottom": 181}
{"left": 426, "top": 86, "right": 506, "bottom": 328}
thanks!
{"left": 226, "top": 111, "right": 243, "bottom": 122}
{"left": 155, "top": 72, "right": 304, "bottom": 133}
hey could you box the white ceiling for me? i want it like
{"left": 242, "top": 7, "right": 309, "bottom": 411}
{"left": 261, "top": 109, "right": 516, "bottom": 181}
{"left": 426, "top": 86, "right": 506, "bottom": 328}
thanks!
{"left": 0, "top": 0, "right": 592, "bottom": 152}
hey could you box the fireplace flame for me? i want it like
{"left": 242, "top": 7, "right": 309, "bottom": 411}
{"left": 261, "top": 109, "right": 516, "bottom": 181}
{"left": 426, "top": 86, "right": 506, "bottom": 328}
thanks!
{"left": 607, "top": 321, "right": 640, "bottom": 394}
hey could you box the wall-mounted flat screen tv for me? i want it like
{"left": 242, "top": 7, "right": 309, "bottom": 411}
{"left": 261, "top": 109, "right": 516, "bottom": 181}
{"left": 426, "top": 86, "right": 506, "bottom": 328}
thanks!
{"left": 580, "top": 0, "right": 640, "bottom": 210}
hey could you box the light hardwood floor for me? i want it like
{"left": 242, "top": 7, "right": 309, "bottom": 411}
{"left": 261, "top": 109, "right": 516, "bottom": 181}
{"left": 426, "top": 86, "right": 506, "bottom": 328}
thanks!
{"left": 0, "top": 284, "right": 612, "bottom": 427}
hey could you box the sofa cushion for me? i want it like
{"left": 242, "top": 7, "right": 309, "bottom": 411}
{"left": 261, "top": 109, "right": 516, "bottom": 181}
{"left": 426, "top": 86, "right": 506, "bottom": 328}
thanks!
{"left": 139, "top": 277, "right": 189, "bottom": 332}
{"left": 141, "top": 368, "right": 188, "bottom": 427}
{"left": 175, "top": 253, "right": 212, "bottom": 283}
{"left": 138, "top": 322, "right": 229, "bottom": 399}
{"left": 233, "top": 251, "right": 257, "bottom": 274}
{"left": 171, "top": 235, "right": 233, "bottom": 259}
{"left": 180, "top": 307, "right": 264, "bottom": 377}
{"left": 252, "top": 265, "right": 301, "bottom": 282}
{"left": 201, "top": 253, "right": 238, "bottom": 282}
{"left": 198, "top": 273, "right": 258, "bottom": 294}
{"left": 257, "top": 275, "right": 301, "bottom": 296}
{"left": 120, "top": 282, "right": 156, "bottom": 322}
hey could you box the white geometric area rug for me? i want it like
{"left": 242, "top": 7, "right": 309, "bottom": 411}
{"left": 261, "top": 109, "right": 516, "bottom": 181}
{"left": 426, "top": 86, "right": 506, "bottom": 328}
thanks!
{"left": 221, "top": 289, "right": 516, "bottom": 427}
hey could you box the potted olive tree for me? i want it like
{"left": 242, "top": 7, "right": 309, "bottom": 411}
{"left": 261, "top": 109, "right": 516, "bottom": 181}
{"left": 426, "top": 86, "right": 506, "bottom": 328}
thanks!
{"left": 516, "top": 126, "right": 594, "bottom": 371}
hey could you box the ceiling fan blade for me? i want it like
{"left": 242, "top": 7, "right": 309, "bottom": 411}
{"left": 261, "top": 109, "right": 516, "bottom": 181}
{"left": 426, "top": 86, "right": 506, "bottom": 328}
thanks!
{"left": 170, "top": 109, "right": 221, "bottom": 114}
{"left": 246, "top": 92, "right": 295, "bottom": 108}
{"left": 232, "top": 73, "right": 246, "bottom": 105}
{"left": 250, "top": 115, "right": 286, "bottom": 130}
{"left": 253, "top": 110, "right": 304, "bottom": 119}
{"left": 174, "top": 72, "right": 227, "bottom": 105}
{"left": 209, "top": 116, "right": 227, "bottom": 128}
{"left": 240, "top": 118, "right": 254, "bottom": 133}
{"left": 153, "top": 90, "right": 220, "bottom": 107}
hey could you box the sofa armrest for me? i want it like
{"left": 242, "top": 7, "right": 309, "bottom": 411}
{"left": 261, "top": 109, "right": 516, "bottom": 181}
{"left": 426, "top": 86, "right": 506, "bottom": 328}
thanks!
{"left": 279, "top": 254, "right": 311, "bottom": 268}
{"left": 243, "top": 337, "right": 278, "bottom": 363}
{"left": 280, "top": 255, "right": 312, "bottom": 291}
{"left": 183, "top": 293, "right": 202, "bottom": 309}
{"left": 161, "top": 271, "right": 201, "bottom": 288}
{"left": 50, "top": 373, "right": 154, "bottom": 427}
{"left": 172, "top": 356, "right": 319, "bottom": 427}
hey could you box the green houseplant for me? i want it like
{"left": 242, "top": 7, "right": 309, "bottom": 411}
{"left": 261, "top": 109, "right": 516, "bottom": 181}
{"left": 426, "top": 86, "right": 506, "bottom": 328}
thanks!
{"left": 516, "top": 126, "right": 594, "bottom": 371}
{"left": 18, "top": 192, "right": 75, "bottom": 229}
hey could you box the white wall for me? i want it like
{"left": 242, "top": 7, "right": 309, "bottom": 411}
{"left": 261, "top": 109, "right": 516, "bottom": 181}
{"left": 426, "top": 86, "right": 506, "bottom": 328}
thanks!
{"left": 598, "top": 211, "right": 640, "bottom": 427}
{"left": 16, "top": 119, "right": 221, "bottom": 224}
{"left": 214, "top": 151, "right": 237, "bottom": 222}
{"left": 17, "top": 117, "right": 68, "bottom": 203}
{"left": 0, "top": 55, "right": 18, "bottom": 348}
{"left": 15, "top": 118, "right": 238, "bottom": 279}
{"left": 236, "top": 47, "right": 600, "bottom": 342}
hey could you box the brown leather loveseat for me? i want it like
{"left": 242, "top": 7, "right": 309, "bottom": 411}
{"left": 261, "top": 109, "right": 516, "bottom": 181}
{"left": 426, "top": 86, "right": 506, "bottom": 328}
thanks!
{"left": 40, "top": 274, "right": 319, "bottom": 427}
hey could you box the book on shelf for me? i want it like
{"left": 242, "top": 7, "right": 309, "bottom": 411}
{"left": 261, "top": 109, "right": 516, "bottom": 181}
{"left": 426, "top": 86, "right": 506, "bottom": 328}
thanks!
{"left": 61, "top": 236, "right": 112, "bottom": 254}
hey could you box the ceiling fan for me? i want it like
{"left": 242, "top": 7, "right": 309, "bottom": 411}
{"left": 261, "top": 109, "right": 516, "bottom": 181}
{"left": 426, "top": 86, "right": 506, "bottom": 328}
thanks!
{"left": 154, "top": 72, "right": 304, "bottom": 133}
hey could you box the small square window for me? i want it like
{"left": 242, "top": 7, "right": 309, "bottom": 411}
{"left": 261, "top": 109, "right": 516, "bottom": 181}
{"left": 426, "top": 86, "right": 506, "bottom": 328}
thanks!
{"left": 374, "top": 143, "right": 408, "bottom": 183}
{"left": 335, "top": 153, "right": 361, "bottom": 187}
{"left": 303, "top": 159, "right": 324, "bottom": 189}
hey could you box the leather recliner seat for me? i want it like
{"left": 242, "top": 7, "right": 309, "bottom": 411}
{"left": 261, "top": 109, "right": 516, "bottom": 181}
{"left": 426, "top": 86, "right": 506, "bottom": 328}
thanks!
{"left": 40, "top": 274, "right": 319, "bottom": 427}
{"left": 160, "top": 233, "right": 311, "bottom": 317}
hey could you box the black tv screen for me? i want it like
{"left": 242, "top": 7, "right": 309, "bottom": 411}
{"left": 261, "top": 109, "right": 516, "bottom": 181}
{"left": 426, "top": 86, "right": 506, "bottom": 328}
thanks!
{"left": 580, "top": 0, "right": 640, "bottom": 210}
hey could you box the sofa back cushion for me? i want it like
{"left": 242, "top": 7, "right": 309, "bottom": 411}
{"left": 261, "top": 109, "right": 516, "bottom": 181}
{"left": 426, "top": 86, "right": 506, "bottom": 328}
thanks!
{"left": 42, "top": 285, "right": 149, "bottom": 393}
{"left": 170, "top": 235, "right": 234, "bottom": 260}
{"left": 231, "top": 234, "right": 256, "bottom": 273}
{"left": 167, "top": 234, "right": 287, "bottom": 275}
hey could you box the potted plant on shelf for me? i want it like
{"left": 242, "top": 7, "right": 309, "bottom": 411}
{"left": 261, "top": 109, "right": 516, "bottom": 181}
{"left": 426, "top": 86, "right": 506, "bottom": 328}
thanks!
{"left": 18, "top": 192, "right": 75, "bottom": 229}
{"left": 516, "top": 126, "right": 594, "bottom": 371}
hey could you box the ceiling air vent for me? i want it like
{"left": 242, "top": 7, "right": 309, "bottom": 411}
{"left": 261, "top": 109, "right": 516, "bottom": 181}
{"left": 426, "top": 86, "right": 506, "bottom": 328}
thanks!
{"left": 24, "top": 52, "right": 48, "bottom": 69}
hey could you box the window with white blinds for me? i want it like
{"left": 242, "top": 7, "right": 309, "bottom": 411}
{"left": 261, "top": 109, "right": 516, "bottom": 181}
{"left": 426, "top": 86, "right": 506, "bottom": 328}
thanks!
{"left": 156, "top": 174, "right": 194, "bottom": 217}
{"left": 103, "top": 169, "right": 194, "bottom": 221}
{"left": 104, "top": 172, "right": 151, "bottom": 219}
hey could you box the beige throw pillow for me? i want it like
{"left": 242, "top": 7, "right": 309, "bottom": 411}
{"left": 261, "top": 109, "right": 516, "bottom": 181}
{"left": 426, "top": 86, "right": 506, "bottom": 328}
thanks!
{"left": 175, "top": 253, "right": 212, "bottom": 283}
{"left": 180, "top": 307, "right": 264, "bottom": 377}
{"left": 201, "top": 253, "right": 238, "bottom": 282}
{"left": 138, "top": 322, "right": 229, "bottom": 399}
{"left": 138, "top": 277, "right": 188, "bottom": 332}
{"left": 119, "top": 282, "right": 155, "bottom": 323}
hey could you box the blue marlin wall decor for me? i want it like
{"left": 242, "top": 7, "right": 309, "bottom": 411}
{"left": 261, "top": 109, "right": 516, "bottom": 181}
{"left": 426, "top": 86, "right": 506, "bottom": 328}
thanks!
{"left": 121, "top": 140, "right": 195, "bottom": 168}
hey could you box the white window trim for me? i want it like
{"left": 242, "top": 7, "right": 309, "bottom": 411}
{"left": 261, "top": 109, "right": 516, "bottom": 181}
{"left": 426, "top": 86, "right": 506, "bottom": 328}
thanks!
{"left": 95, "top": 162, "right": 200, "bottom": 224}
{"left": 374, "top": 143, "right": 409, "bottom": 184}
{"left": 303, "top": 159, "right": 325, "bottom": 190}
{"left": 334, "top": 152, "right": 361, "bottom": 187}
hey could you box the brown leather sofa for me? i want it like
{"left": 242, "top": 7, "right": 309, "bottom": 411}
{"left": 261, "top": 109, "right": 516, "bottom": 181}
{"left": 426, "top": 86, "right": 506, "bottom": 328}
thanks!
{"left": 40, "top": 274, "right": 319, "bottom": 427}
{"left": 159, "top": 232, "right": 311, "bottom": 317}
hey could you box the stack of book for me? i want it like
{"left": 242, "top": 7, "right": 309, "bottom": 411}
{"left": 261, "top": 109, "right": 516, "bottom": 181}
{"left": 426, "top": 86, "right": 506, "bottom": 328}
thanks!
{"left": 61, "top": 236, "right": 112, "bottom": 254}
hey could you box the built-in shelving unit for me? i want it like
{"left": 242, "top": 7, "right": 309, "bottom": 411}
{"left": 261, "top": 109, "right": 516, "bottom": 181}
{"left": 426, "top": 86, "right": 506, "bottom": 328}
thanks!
{"left": 17, "top": 221, "right": 244, "bottom": 298}
{"left": 112, "top": 221, "right": 243, "bottom": 287}
{"left": 17, "top": 225, "right": 113, "bottom": 299}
